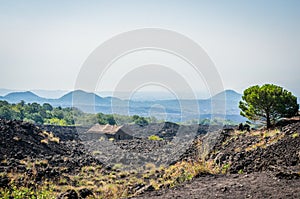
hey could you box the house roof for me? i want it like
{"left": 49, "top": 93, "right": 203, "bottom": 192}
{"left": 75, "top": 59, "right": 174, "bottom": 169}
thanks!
{"left": 87, "top": 124, "right": 121, "bottom": 134}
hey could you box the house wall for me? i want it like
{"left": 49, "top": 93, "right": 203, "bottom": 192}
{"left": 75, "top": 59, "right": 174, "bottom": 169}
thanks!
{"left": 114, "top": 130, "right": 134, "bottom": 140}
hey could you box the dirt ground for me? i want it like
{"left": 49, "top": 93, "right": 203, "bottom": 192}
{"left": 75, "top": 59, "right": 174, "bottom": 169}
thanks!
{"left": 133, "top": 172, "right": 300, "bottom": 199}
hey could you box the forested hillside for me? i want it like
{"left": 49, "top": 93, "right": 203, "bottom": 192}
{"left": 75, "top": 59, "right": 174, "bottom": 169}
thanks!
{"left": 0, "top": 100, "right": 152, "bottom": 126}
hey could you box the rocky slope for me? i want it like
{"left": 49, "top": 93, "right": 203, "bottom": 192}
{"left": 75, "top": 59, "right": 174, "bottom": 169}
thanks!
{"left": 209, "top": 122, "right": 300, "bottom": 175}
{"left": 0, "top": 119, "right": 99, "bottom": 184}
{"left": 1, "top": 119, "right": 299, "bottom": 198}
{"left": 134, "top": 121, "right": 300, "bottom": 198}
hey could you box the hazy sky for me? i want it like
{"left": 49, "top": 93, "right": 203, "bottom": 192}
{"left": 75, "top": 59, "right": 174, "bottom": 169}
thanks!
{"left": 1, "top": 0, "right": 300, "bottom": 97}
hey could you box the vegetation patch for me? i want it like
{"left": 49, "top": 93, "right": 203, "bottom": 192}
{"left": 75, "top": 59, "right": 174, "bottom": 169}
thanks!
{"left": 0, "top": 100, "right": 157, "bottom": 126}
{"left": 148, "top": 135, "right": 163, "bottom": 141}
{"left": 0, "top": 156, "right": 222, "bottom": 198}
{"left": 292, "top": 132, "right": 299, "bottom": 138}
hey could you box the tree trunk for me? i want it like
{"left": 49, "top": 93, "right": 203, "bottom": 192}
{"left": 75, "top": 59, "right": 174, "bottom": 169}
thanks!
{"left": 266, "top": 112, "right": 271, "bottom": 129}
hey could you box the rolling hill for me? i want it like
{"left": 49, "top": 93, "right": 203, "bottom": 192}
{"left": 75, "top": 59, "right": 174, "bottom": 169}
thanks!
{"left": 0, "top": 89, "right": 246, "bottom": 123}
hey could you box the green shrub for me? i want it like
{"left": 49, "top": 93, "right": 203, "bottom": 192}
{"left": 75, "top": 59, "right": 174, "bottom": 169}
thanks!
{"left": 45, "top": 118, "right": 67, "bottom": 126}
{"left": 221, "top": 163, "right": 230, "bottom": 174}
{"left": 0, "top": 185, "right": 55, "bottom": 199}
{"left": 292, "top": 132, "right": 299, "bottom": 138}
{"left": 112, "top": 163, "right": 123, "bottom": 170}
{"left": 148, "top": 135, "right": 163, "bottom": 141}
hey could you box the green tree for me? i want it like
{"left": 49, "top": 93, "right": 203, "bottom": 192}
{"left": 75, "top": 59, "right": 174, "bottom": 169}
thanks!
{"left": 134, "top": 116, "right": 148, "bottom": 126}
{"left": 0, "top": 105, "right": 13, "bottom": 120}
{"left": 239, "top": 84, "right": 299, "bottom": 128}
{"left": 32, "top": 113, "right": 44, "bottom": 124}
{"left": 16, "top": 101, "right": 25, "bottom": 120}
{"left": 42, "top": 103, "right": 53, "bottom": 111}
{"left": 106, "top": 114, "right": 116, "bottom": 125}
{"left": 29, "top": 102, "right": 41, "bottom": 113}
{"left": 64, "top": 112, "right": 75, "bottom": 125}
{"left": 53, "top": 108, "right": 64, "bottom": 119}
{"left": 132, "top": 115, "right": 139, "bottom": 121}
{"left": 97, "top": 113, "right": 107, "bottom": 124}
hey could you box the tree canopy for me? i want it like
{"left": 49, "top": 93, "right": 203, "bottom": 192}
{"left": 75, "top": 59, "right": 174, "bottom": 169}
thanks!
{"left": 0, "top": 100, "right": 155, "bottom": 126}
{"left": 239, "top": 84, "right": 299, "bottom": 128}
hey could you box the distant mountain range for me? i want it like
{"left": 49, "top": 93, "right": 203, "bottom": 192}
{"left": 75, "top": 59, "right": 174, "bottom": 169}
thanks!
{"left": 0, "top": 89, "right": 69, "bottom": 99}
{"left": 0, "top": 89, "right": 245, "bottom": 123}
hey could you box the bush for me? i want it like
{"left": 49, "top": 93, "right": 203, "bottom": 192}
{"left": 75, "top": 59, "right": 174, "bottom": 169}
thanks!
{"left": 0, "top": 185, "right": 55, "bottom": 199}
{"left": 148, "top": 135, "right": 163, "bottom": 141}
{"left": 134, "top": 116, "right": 148, "bottom": 126}
{"left": 45, "top": 118, "right": 67, "bottom": 126}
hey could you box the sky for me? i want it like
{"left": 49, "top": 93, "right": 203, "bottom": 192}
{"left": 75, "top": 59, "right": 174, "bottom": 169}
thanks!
{"left": 0, "top": 0, "right": 300, "bottom": 98}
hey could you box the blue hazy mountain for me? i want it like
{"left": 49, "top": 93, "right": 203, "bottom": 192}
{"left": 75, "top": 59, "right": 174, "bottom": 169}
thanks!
{"left": 0, "top": 89, "right": 68, "bottom": 99}
{"left": 212, "top": 89, "right": 242, "bottom": 101}
{"left": 1, "top": 91, "right": 48, "bottom": 104}
{"left": 0, "top": 89, "right": 245, "bottom": 122}
{"left": 55, "top": 90, "right": 105, "bottom": 105}
{"left": 121, "top": 90, "right": 243, "bottom": 122}
{"left": 52, "top": 90, "right": 121, "bottom": 113}
{"left": 211, "top": 89, "right": 242, "bottom": 114}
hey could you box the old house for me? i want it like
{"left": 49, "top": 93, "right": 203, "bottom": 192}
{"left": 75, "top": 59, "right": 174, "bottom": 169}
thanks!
{"left": 83, "top": 124, "right": 134, "bottom": 141}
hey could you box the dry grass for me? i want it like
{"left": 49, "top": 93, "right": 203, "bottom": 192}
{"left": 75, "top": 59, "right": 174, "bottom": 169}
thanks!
{"left": 28, "top": 158, "right": 220, "bottom": 198}
{"left": 1, "top": 132, "right": 227, "bottom": 198}
{"left": 234, "top": 147, "right": 242, "bottom": 153}
{"left": 13, "top": 136, "right": 21, "bottom": 141}
{"left": 236, "top": 128, "right": 285, "bottom": 152}
{"left": 40, "top": 131, "right": 60, "bottom": 143}
{"left": 40, "top": 139, "right": 48, "bottom": 144}
{"left": 0, "top": 159, "right": 218, "bottom": 198}
{"left": 249, "top": 131, "right": 262, "bottom": 137}
{"left": 245, "top": 140, "right": 266, "bottom": 151}
{"left": 233, "top": 130, "right": 247, "bottom": 136}
{"left": 49, "top": 137, "right": 60, "bottom": 143}
{"left": 35, "top": 159, "right": 48, "bottom": 166}
{"left": 263, "top": 129, "right": 280, "bottom": 138}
